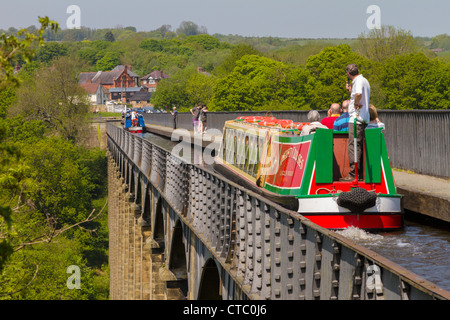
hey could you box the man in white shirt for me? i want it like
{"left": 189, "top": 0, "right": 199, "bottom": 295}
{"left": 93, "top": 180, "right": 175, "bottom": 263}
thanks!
{"left": 341, "top": 64, "right": 370, "bottom": 181}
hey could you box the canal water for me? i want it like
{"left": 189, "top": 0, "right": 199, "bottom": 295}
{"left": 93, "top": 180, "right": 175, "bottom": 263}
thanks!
{"left": 143, "top": 132, "right": 450, "bottom": 292}
{"left": 336, "top": 215, "right": 450, "bottom": 292}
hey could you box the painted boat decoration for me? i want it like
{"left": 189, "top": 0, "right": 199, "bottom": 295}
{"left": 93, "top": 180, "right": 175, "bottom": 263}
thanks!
{"left": 214, "top": 116, "right": 403, "bottom": 231}
{"left": 124, "top": 112, "right": 146, "bottom": 133}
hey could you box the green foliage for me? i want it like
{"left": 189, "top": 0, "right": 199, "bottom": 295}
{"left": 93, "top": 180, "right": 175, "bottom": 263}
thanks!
{"left": 23, "top": 138, "right": 94, "bottom": 225}
{"left": 184, "top": 34, "right": 221, "bottom": 51}
{"left": 215, "top": 43, "right": 262, "bottom": 76}
{"left": 1, "top": 238, "right": 98, "bottom": 300}
{"left": 5, "top": 116, "right": 44, "bottom": 142}
{"left": 379, "top": 53, "right": 449, "bottom": 109}
{"left": 0, "top": 16, "right": 59, "bottom": 87}
{"left": 104, "top": 31, "right": 115, "bottom": 42}
{"left": 151, "top": 68, "right": 196, "bottom": 110}
{"left": 305, "top": 44, "right": 372, "bottom": 109}
{"left": 35, "top": 41, "right": 68, "bottom": 64}
{"left": 176, "top": 21, "right": 207, "bottom": 36}
{"left": 96, "top": 51, "right": 121, "bottom": 71}
{"left": 186, "top": 73, "right": 217, "bottom": 106}
{"left": 0, "top": 122, "right": 109, "bottom": 299}
{"left": 355, "top": 26, "right": 418, "bottom": 62}
{"left": 1, "top": 20, "right": 109, "bottom": 300}
{"left": 139, "top": 39, "right": 163, "bottom": 52}
{"left": 78, "top": 47, "right": 100, "bottom": 65}
{"left": 10, "top": 56, "right": 90, "bottom": 142}
{"left": 212, "top": 55, "right": 309, "bottom": 111}
{"left": 0, "top": 87, "right": 16, "bottom": 119}
{"left": 430, "top": 34, "right": 450, "bottom": 50}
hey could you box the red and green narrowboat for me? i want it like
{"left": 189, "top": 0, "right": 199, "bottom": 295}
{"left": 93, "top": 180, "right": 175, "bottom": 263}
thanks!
{"left": 214, "top": 116, "right": 403, "bottom": 232}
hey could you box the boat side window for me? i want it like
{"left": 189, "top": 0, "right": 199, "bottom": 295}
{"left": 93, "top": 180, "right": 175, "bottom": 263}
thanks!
{"left": 255, "top": 136, "right": 264, "bottom": 176}
{"left": 247, "top": 134, "right": 260, "bottom": 178}
{"left": 247, "top": 135, "right": 256, "bottom": 176}
{"left": 237, "top": 131, "right": 246, "bottom": 169}
{"left": 244, "top": 135, "right": 250, "bottom": 173}
{"left": 225, "top": 128, "right": 235, "bottom": 164}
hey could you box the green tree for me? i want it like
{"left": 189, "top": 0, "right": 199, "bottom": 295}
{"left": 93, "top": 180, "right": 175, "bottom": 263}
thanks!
{"left": 104, "top": 31, "right": 115, "bottom": 42}
{"left": 355, "top": 25, "right": 418, "bottom": 62}
{"left": 0, "top": 87, "right": 16, "bottom": 119}
{"left": 151, "top": 68, "right": 196, "bottom": 110}
{"left": 379, "top": 53, "right": 449, "bottom": 109}
{"left": 215, "top": 43, "right": 261, "bottom": 76}
{"left": 176, "top": 21, "right": 207, "bottom": 36}
{"left": 186, "top": 73, "right": 217, "bottom": 106}
{"left": 0, "top": 16, "right": 58, "bottom": 87}
{"left": 35, "top": 41, "right": 68, "bottom": 64}
{"left": 139, "top": 39, "right": 163, "bottom": 52}
{"left": 305, "top": 44, "right": 372, "bottom": 109}
{"left": 430, "top": 34, "right": 450, "bottom": 50}
{"left": 183, "top": 34, "right": 220, "bottom": 51}
{"left": 0, "top": 17, "right": 58, "bottom": 272}
{"left": 212, "top": 55, "right": 310, "bottom": 111}
{"left": 9, "top": 56, "right": 90, "bottom": 143}
{"left": 96, "top": 51, "right": 120, "bottom": 71}
{"left": 78, "top": 47, "right": 100, "bottom": 66}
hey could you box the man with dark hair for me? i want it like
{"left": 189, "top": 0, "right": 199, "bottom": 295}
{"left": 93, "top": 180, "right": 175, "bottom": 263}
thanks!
{"left": 341, "top": 64, "right": 371, "bottom": 181}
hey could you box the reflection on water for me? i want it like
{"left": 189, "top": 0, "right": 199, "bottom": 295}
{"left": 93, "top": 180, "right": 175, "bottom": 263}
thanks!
{"left": 336, "top": 220, "right": 450, "bottom": 291}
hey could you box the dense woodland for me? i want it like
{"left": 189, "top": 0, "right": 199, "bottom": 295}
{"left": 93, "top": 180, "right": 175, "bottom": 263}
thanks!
{"left": 0, "top": 19, "right": 448, "bottom": 299}
{"left": 2, "top": 22, "right": 449, "bottom": 113}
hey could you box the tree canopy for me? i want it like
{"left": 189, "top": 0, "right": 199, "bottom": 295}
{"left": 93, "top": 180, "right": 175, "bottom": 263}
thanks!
{"left": 1, "top": 20, "right": 109, "bottom": 299}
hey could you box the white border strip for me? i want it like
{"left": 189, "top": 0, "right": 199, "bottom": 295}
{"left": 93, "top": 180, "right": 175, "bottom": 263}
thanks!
{"left": 297, "top": 195, "right": 402, "bottom": 213}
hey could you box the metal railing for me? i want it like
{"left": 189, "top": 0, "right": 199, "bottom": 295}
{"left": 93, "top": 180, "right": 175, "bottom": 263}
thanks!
{"left": 107, "top": 123, "right": 450, "bottom": 300}
{"left": 142, "top": 110, "right": 450, "bottom": 178}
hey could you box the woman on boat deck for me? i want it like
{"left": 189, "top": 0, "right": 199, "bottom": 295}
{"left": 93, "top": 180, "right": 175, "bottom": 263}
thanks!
{"left": 366, "top": 104, "right": 385, "bottom": 132}
{"left": 300, "top": 110, "right": 327, "bottom": 135}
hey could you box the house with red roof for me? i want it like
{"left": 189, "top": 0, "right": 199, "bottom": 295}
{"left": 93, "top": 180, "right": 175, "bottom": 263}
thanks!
{"left": 140, "top": 70, "right": 169, "bottom": 92}
{"left": 79, "top": 81, "right": 108, "bottom": 105}
{"left": 79, "top": 65, "right": 144, "bottom": 103}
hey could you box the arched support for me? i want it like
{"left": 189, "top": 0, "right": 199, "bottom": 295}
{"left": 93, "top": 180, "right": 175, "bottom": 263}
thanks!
{"left": 159, "top": 219, "right": 189, "bottom": 300}
{"left": 198, "top": 258, "right": 222, "bottom": 300}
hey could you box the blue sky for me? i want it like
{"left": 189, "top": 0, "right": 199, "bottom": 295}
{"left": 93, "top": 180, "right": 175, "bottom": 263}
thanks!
{"left": 1, "top": 0, "right": 449, "bottom": 38}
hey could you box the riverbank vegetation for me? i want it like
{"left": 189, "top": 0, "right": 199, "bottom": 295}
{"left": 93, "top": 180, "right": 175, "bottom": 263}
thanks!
{"left": 0, "top": 19, "right": 109, "bottom": 299}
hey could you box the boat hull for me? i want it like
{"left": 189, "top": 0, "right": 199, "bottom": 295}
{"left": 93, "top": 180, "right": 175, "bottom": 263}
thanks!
{"left": 213, "top": 162, "right": 298, "bottom": 211}
{"left": 303, "top": 213, "right": 403, "bottom": 232}
{"left": 125, "top": 126, "right": 145, "bottom": 133}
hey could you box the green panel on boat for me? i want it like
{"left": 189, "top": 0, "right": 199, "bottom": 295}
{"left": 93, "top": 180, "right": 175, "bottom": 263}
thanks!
{"left": 315, "top": 128, "right": 333, "bottom": 183}
{"left": 364, "top": 128, "right": 382, "bottom": 183}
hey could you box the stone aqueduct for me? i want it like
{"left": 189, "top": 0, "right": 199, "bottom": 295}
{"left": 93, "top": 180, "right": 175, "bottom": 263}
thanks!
{"left": 106, "top": 123, "right": 449, "bottom": 300}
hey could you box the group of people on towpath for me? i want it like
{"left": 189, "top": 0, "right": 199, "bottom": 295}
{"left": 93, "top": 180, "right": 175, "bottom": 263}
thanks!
{"left": 190, "top": 104, "right": 208, "bottom": 134}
